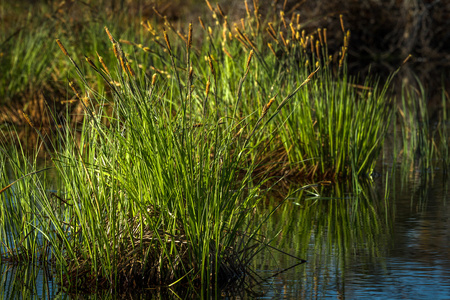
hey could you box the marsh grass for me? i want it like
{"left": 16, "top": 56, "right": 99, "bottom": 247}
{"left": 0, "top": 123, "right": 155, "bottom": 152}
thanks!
{"left": 1, "top": 0, "right": 448, "bottom": 296}
{"left": 250, "top": 177, "right": 393, "bottom": 297}
{"left": 395, "top": 78, "right": 450, "bottom": 174}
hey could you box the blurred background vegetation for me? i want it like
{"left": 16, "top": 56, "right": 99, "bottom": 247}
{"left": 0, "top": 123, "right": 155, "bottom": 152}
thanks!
{"left": 1, "top": 0, "right": 448, "bottom": 127}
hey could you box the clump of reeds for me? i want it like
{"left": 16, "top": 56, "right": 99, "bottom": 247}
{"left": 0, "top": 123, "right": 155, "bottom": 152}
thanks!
{"left": 4, "top": 0, "right": 445, "bottom": 296}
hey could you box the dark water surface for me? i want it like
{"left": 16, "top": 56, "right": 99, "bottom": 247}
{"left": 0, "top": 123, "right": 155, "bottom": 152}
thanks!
{"left": 1, "top": 169, "right": 449, "bottom": 299}
{"left": 252, "top": 170, "right": 450, "bottom": 299}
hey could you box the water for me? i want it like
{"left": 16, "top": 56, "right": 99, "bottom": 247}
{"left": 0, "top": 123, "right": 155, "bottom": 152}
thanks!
{"left": 252, "top": 170, "right": 450, "bottom": 299}
{"left": 1, "top": 170, "right": 449, "bottom": 299}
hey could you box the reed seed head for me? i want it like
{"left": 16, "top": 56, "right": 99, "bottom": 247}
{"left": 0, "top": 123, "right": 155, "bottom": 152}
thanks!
{"left": 340, "top": 14, "right": 345, "bottom": 33}
{"left": 199, "top": 16, "right": 206, "bottom": 30}
{"left": 205, "top": 78, "right": 211, "bottom": 98}
{"left": 126, "top": 62, "right": 135, "bottom": 77}
{"left": 205, "top": 0, "right": 214, "bottom": 12}
{"left": 187, "top": 23, "right": 193, "bottom": 50}
{"left": 113, "top": 43, "right": 120, "bottom": 59}
{"left": 96, "top": 52, "right": 110, "bottom": 74}
{"left": 245, "top": 49, "right": 254, "bottom": 70}
{"left": 208, "top": 55, "right": 215, "bottom": 76}
{"left": 223, "top": 47, "right": 233, "bottom": 59}
{"left": 317, "top": 28, "right": 323, "bottom": 46}
{"left": 56, "top": 39, "right": 68, "bottom": 56}
{"left": 105, "top": 26, "right": 115, "bottom": 43}
{"left": 21, "top": 110, "right": 35, "bottom": 128}
{"left": 85, "top": 55, "right": 97, "bottom": 70}
{"left": 245, "top": 0, "right": 250, "bottom": 17}
{"left": 403, "top": 54, "right": 412, "bottom": 65}
{"left": 216, "top": 3, "right": 225, "bottom": 17}
{"left": 262, "top": 96, "right": 276, "bottom": 118}
{"left": 163, "top": 30, "right": 171, "bottom": 52}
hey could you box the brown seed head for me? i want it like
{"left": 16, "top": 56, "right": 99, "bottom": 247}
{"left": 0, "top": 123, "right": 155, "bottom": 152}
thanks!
{"left": 208, "top": 56, "right": 215, "bottom": 76}
{"left": 245, "top": 49, "right": 254, "bottom": 70}
{"left": 223, "top": 47, "right": 233, "bottom": 59}
{"left": 56, "top": 39, "right": 68, "bottom": 56}
{"left": 199, "top": 16, "right": 206, "bottom": 30}
{"left": 189, "top": 67, "right": 193, "bottom": 81}
{"left": 340, "top": 14, "right": 345, "bottom": 33}
{"left": 85, "top": 55, "right": 97, "bottom": 69}
{"left": 245, "top": 0, "right": 250, "bottom": 17}
{"left": 262, "top": 97, "right": 276, "bottom": 117}
{"left": 151, "top": 73, "right": 157, "bottom": 86}
{"left": 113, "top": 43, "right": 120, "bottom": 59}
{"left": 21, "top": 110, "right": 35, "bottom": 128}
{"left": 315, "top": 40, "right": 320, "bottom": 58}
{"left": 205, "top": 0, "right": 214, "bottom": 12}
{"left": 163, "top": 31, "right": 171, "bottom": 52}
{"left": 96, "top": 51, "right": 110, "bottom": 74}
{"left": 317, "top": 28, "right": 323, "bottom": 46}
{"left": 126, "top": 62, "right": 135, "bottom": 77}
{"left": 268, "top": 43, "right": 276, "bottom": 57}
{"left": 216, "top": 3, "right": 225, "bottom": 17}
{"left": 105, "top": 26, "right": 115, "bottom": 43}
{"left": 187, "top": 23, "right": 193, "bottom": 50}
{"left": 205, "top": 78, "right": 211, "bottom": 98}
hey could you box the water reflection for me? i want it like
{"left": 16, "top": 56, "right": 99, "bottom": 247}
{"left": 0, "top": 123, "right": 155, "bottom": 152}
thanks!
{"left": 1, "top": 170, "right": 449, "bottom": 298}
{"left": 253, "top": 172, "right": 450, "bottom": 299}
{"left": 0, "top": 263, "right": 61, "bottom": 299}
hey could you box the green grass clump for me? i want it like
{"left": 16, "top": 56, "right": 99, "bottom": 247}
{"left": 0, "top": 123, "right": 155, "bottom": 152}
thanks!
{"left": 3, "top": 0, "right": 445, "bottom": 295}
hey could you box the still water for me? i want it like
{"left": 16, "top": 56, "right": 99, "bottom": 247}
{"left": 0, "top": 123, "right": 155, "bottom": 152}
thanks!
{"left": 1, "top": 169, "right": 449, "bottom": 299}
{"left": 252, "top": 169, "right": 450, "bottom": 299}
